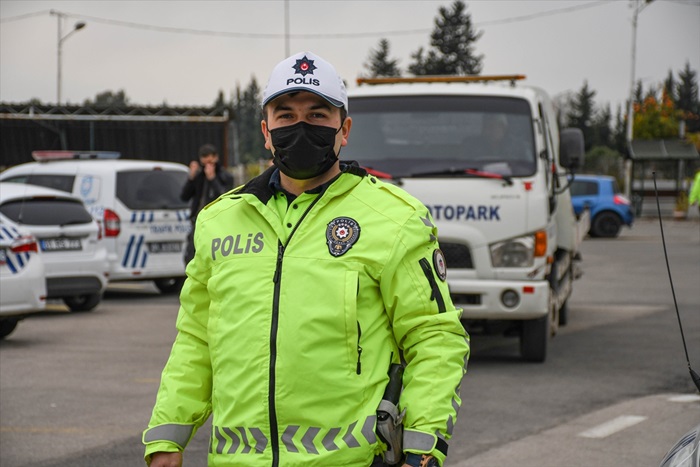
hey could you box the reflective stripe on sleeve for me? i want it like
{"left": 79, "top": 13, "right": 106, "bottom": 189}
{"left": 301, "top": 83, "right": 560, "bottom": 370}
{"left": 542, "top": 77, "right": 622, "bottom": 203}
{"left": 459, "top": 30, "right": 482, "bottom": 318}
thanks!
{"left": 143, "top": 423, "right": 194, "bottom": 449}
{"left": 403, "top": 429, "right": 436, "bottom": 452}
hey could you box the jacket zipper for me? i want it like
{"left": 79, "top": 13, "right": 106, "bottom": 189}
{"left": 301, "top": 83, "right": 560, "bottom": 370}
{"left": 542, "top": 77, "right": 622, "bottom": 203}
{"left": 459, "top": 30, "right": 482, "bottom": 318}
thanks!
{"left": 269, "top": 194, "right": 324, "bottom": 467}
{"left": 419, "top": 258, "right": 446, "bottom": 313}
{"left": 356, "top": 321, "right": 363, "bottom": 375}
{"left": 269, "top": 241, "right": 284, "bottom": 467}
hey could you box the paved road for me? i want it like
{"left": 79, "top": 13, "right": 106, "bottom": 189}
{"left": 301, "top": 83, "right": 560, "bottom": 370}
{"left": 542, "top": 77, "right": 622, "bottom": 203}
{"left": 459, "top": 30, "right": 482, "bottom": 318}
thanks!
{"left": 0, "top": 217, "right": 698, "bottom": 467}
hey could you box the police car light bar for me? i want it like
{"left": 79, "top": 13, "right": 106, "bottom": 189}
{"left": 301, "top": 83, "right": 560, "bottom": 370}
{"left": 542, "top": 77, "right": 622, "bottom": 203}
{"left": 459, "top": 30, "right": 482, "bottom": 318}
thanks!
{"left": 356, "top": 75, "right": 526, "bottom": 86}
{"left": 32, "top": 150, "right": 121, "bottom": 161}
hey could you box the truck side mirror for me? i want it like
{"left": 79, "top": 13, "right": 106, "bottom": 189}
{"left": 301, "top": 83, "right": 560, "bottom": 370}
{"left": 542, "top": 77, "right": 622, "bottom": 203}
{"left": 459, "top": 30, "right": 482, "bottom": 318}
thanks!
{"left": 559, "top": 128, "right": 585, "bottom": 171}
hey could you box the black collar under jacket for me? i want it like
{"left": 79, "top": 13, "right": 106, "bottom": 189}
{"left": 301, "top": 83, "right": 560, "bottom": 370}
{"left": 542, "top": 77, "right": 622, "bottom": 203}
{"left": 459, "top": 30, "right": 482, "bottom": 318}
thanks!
{"left": 235, "top": 161, "right": 367, "bottom": 204}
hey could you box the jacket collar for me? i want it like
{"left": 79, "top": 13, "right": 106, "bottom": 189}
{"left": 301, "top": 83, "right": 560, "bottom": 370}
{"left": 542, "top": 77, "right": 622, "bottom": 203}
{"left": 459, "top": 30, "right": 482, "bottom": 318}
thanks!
{"left": 235, "top": 161, "right": 367, "bottom": 204}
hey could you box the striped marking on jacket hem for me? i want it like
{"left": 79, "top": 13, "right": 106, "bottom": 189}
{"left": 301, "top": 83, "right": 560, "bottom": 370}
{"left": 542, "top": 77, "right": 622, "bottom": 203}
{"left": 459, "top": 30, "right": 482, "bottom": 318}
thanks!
{"left": 212, "top": 416, "right": 377, "bottom": 456}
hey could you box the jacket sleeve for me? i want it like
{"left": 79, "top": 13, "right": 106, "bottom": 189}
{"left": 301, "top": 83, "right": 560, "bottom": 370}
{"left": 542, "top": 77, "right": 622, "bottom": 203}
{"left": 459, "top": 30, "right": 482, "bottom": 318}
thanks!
{"left": 180, "top": 174, "right": 198, "bottom": 202}
{"left": 380, "top": 209, "right": 469, "bottom": 466}
{"left": 142, "top": 231, "right": 213, "bottom": 462}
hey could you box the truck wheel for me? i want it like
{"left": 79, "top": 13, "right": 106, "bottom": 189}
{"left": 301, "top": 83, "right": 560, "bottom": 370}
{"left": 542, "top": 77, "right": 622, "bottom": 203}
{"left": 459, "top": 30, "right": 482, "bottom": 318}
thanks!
{"left": 154, "top": 277, "right": 185, "bottom": 294}
{"left": 520, "top": 315, "right": 548, "bottom": 363}
{"left": 591, "top": 212, "right": 622, "bottom": 238}
{"left": 63, "top": 293, "right": 102, "bottom": 312}
{"left": 0, "top": 318, "right": 19, "bottom": 339}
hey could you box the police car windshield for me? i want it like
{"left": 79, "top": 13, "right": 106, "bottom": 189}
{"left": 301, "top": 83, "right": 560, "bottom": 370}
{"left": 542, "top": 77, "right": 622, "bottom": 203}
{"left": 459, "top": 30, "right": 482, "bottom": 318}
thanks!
{"left": 344, "top": 95, "right": 536, "bottom": 179}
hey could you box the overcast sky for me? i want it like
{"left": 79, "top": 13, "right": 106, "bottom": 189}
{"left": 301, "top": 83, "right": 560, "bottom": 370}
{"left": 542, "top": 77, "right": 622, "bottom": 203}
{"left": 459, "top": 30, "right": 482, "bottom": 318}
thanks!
{"left": 1, "top": 0, "right": 698, "bottom": 112}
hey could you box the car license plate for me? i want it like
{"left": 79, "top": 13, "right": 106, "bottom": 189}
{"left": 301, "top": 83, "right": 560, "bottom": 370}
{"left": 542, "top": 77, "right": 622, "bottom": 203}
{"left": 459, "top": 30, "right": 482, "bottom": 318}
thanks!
{"left": 147, "top": 242, "right": 182, "bottom": 253}
{"left": 41, "top": 238, "right": 82, "bottom": 252}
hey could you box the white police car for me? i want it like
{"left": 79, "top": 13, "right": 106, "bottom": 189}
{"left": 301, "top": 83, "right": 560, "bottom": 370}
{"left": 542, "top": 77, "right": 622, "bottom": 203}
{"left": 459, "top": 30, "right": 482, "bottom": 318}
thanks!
{"left": 0, "top": 151, "right": 191, "bottom": 293}
{"left": 0, "top": 220, "right": 47, "bottom": 338}
{"left": 0, "top": 183, "right": 108, "bottom": 312}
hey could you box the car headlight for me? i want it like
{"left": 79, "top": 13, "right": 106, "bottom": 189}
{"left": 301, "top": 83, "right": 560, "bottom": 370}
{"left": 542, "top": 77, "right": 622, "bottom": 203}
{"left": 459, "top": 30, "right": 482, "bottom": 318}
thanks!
{"left": 659, "top": 426, "right": 699, "bottom": 467}
{"left": 490, "top": 235, "right": 535, "bottom": 268}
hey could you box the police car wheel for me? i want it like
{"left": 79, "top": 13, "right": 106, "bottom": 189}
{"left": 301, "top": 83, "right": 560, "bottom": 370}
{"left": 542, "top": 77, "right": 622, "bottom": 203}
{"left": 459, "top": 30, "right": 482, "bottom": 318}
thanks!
{"left": 63, "top": 293, "right": 102, "bottom": 312}
{"left": 0, "top": 318, "right": 19, "bottom": 339}
{"left": 154, "top": 277, "right": 185, "bottom": 294}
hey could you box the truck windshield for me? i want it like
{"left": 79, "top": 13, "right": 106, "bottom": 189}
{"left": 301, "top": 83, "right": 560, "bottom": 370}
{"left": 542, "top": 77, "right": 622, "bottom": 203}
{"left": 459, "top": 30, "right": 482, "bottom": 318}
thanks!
{"left": 343, "top": 95, "right": 536, "bottom": 178}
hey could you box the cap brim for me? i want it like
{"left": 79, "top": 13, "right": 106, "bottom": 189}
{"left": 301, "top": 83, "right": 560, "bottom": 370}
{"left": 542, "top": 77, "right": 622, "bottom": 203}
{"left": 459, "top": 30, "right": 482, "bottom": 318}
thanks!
{"left": 262, "top": 87, "right": 344, "bottom": 108}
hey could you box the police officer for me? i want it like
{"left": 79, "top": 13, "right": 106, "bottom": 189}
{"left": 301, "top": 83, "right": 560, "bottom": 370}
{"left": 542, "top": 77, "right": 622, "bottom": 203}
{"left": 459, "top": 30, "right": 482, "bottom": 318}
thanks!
{"left": 144, "top": 51, "right": 469, "bottom": 467}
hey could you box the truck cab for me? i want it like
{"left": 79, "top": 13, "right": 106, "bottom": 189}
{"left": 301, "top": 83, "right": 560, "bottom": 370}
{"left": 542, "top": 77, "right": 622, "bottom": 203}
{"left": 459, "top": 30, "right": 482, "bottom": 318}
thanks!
{"left": 345, "top": 75, "right": 587, "bottom": 362}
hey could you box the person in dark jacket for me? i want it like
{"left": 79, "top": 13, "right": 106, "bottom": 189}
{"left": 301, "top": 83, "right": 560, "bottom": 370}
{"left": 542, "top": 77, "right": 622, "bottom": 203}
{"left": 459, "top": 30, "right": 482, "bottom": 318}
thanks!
{"left": 180, "top": 143, "right": 234, "bottom": 264}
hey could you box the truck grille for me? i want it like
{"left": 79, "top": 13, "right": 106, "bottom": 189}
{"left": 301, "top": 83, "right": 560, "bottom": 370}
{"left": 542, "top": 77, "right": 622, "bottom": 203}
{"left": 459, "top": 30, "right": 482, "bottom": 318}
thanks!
{"left": 440, "top": 242, "right": 473, "bottom": 269}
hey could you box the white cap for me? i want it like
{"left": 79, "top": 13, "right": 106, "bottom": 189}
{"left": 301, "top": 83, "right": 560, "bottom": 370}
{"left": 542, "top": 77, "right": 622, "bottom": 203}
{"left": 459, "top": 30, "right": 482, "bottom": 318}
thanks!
{"left": 262, "top": 51, "right": 348, "bottom": 111}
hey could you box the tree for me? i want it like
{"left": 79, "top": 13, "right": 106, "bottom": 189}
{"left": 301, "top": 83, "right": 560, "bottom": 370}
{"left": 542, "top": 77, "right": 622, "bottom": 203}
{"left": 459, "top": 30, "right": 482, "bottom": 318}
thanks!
{"left": 85, "top": 90, "right": 129, "bottom": 107}
{"left": 612, "top": 105, "right": 627, "bottom": 156}
{"left": 565, "top": 81, "right": 596, "bottom": 151}
{"left": 633, "top": 87, "right": 680, "bottom": 139}
{"left": 582, "top": 145, "right": 622, "bottom": 177}
{"left": 676, "top": 61, "right": 700, "bottom": 133}
{"left": 234, "top": 78, "right": 267, "bottom": 164}
{"left": 590, "top": 104, "right": 613, "bottom": 149}
{"left": 663, "top": 70, "right": 677, "bottom": 104}
{"left": 364, "top": 39, "right": 401, "bottom": 78}
{"left": 408, "top": 0, "right": 483, "bottom": 76}
{"left": 213, "top": 90, "right": 226, "bottom": 111}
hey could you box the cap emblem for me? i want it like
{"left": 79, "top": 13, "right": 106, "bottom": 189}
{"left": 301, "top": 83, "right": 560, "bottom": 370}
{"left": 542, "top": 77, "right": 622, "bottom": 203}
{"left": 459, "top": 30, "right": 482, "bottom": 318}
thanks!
{"left": 326, "top": 217, "right": 360, "bottom": 257}
{"left": 293, "top": 56, "right": 317, "bottom": 77}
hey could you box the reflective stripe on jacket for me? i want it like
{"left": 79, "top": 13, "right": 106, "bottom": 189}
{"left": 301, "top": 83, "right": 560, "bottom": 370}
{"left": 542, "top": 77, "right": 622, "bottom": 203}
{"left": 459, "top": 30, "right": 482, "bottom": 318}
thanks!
{"left": 143, "top": 163, "right": 469, "bottom": 466}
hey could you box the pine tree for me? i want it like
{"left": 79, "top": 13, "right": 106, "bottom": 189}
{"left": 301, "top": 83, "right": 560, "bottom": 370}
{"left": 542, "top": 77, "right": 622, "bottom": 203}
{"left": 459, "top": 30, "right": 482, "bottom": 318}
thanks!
{"left": 566, "top": 81, "right": 596, "bottom": 151}
{"left": 590, "top": 104, "right": 612, "bottom": 148}
{"left": 408, "top": 0, "right": 483, "bottom": 76}
{"left": 663, "top": 70, "right": 677, "bottom": 104}
{"left": 364, "top": 39, "right": 401, "bottom": 77}
{"left": 676, "top": 61, "right": 700, "bottom": 133}
{"left": 234, "top": 78, "right": 267, "bottom": 164}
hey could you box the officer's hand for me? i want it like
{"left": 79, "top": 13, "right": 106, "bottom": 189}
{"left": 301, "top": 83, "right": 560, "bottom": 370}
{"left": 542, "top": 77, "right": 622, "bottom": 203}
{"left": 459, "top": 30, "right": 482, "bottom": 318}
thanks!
{"left": 149, "top": 451, "right": 182, "bottom": 467}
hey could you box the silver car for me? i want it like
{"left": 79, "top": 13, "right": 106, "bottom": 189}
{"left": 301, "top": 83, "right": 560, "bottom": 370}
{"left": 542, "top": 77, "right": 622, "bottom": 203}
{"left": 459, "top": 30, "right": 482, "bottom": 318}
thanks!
{"left": 0, "top": 183, "right": 109, "bottom": 312}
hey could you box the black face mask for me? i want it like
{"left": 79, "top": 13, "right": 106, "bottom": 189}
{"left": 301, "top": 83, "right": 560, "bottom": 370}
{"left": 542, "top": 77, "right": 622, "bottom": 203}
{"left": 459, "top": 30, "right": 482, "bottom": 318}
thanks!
{"left": 270, "top": 121, "right": 341, "bottom": 180}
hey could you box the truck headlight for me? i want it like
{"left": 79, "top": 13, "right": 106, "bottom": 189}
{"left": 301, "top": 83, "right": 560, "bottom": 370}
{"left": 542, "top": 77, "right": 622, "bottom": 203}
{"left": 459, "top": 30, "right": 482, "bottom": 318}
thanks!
{"left": 490, "top": 235, "right": 535, "bottom": 268}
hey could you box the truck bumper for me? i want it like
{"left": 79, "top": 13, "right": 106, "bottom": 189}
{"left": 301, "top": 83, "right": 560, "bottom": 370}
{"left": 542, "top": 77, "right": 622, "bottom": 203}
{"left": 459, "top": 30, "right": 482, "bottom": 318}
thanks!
{"left": 449, "top": 278, "right": 550, "bottom": 320}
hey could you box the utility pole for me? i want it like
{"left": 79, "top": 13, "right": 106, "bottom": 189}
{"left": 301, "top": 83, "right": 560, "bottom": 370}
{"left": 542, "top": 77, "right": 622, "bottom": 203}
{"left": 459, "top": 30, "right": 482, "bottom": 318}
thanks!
{"left": 51, "top": 10, "right": 86, "bottom": 105}
{"left": 624, "top": 0, "right": 653, "bottom": 198}
{"left": 284, "top": 0, "right": 290, "bottom": 57}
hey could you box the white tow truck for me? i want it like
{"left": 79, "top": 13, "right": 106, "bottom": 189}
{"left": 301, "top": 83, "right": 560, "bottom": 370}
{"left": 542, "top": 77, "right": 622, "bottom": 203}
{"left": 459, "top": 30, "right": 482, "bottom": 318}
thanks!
{"left": 345, "top": 75, "right": 589, "bottom": 362}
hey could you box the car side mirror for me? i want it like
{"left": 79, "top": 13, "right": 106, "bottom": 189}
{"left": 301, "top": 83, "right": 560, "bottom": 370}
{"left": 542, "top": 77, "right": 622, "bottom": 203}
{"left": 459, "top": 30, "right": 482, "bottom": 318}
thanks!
{"left": 559, "top": 128, "right": 585, "bottom": 171}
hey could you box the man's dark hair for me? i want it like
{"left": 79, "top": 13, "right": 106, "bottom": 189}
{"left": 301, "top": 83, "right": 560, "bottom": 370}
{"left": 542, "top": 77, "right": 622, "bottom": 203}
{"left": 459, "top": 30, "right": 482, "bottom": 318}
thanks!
{"left": 198, "top": 144, "right": 218, "bottom": 157}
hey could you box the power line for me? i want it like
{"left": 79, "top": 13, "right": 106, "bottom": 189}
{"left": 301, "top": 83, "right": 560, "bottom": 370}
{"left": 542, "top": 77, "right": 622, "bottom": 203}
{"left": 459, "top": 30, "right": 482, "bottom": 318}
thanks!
{"left": 0, "top": 2, "right": 612, "bottom": 38}
{"left": 0, "top": 9, "right": 50, "bottom": 23}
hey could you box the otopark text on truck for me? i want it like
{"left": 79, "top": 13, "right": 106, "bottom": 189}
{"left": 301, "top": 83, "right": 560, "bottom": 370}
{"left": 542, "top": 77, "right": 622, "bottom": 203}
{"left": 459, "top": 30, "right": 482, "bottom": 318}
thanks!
{"left": 345, "top": 75, "right": 589, "bottom": 362}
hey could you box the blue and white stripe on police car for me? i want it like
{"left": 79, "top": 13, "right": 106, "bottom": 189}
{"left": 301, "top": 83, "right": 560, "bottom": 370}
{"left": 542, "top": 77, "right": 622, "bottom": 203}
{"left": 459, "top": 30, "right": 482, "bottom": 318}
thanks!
{"left": 0, "top": 225, "right": 30, "bottom": 274}
{"left": 130, "top": 211, "right": 155, "bottom": 224}
{"left": 122, "top": 235, "right": 148, "bottom": 269}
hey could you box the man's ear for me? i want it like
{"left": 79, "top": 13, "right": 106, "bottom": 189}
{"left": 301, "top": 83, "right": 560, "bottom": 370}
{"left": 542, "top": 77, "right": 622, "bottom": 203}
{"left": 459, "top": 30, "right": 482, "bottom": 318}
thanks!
{"left": 261, "top": 120, "right": 273, "bottom": 151}
{"left": 341, "top": 116, "right": 352, "bottom": 147}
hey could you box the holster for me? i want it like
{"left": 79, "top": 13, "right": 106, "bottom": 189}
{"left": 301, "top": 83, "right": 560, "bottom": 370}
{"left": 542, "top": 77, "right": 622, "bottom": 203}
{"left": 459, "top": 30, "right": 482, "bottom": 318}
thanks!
{"left": 376, "top": 398, "right": 406, "bottom": 466}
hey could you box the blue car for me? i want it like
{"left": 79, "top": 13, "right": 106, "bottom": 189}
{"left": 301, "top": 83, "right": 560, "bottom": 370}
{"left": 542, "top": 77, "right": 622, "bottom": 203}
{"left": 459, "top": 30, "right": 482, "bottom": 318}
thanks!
{"left": 569, "top": 175, "right": 634, "bottom": 238}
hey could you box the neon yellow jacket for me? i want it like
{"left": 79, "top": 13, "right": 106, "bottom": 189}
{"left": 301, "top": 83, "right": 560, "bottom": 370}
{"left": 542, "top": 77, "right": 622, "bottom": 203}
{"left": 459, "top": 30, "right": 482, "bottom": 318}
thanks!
{"left": 690, "top": 171, "right": 700, "bottom": 206}
{"left": 143, "top": 164, "right": 469, "bottom": 466}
